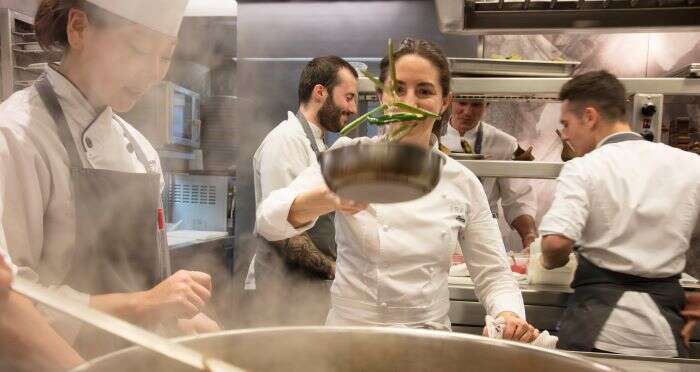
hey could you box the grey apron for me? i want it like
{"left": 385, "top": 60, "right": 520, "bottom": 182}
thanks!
{"left": 35, "top": 77, "right": 168, "bottom": 358}
{"left": 252, "top": 112, "right": 336, "bottom": 325}
{"left": 556, "top": 132, "right": 689, "bottom": 357}
{"left": 296, "top": 111, "right": 337, "bottom": 259}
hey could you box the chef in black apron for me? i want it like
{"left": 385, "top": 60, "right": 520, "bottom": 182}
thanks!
{"left": 0, "top": 0, "right": 217, "bottom": 359}
{"left": 440, "top": 100, "right": 538, "bottom": 252}
{"left": 538, "top": 70, "right": 700, "bottom": 357}
{"left": 249, "top": 57, "right": 358, "bottom": 325}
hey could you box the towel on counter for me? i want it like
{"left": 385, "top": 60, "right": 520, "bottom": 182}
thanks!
{"left": 484, "top": 315, "right": 559, "bottom": 349}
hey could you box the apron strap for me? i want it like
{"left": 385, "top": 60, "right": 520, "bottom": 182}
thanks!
{"left": 296, "top": 111, "right": 323, "bottom": 155}
{"left": 34, "top": 77, "right": 84, "bottom": 168}
{"left": 474, "top": 122, "right": 483, "bottom": 155}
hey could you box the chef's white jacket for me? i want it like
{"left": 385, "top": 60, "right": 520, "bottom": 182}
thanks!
{"left": 540, "top": 132, "right": 700, "bottom": 357}
{"left": 441, "top": 122, "right": 537, "bottom": 225}
{"left": 0, "top": 66, "right": 163, "bottom": 344}
{"left": 245, "top": 112, "right": 327, "bottom": 289}
{"left": 253, "top": 111, "right": 326, "bottom": 207}
{"left": 256, "top": 136, "right": 526, "bottom": 327}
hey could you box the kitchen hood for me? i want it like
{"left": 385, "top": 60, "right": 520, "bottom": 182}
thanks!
{"left": 435, "top": 0, "right": 700, "bottom": 35}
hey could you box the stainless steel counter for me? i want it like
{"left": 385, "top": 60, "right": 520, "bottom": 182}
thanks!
{"left": 449, "top": 282, "right": 700, "bottom": 358}
{"left": 578, "top": 352, "right": 700, "bottom": 372}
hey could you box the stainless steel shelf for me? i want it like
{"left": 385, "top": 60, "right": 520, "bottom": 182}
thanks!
{"left": 449, "top": 57, "right": 579, "bottom": 77}
{"left": 457, "top": 160, "right": 564, "bottom": 179}
{"left": 668, "top": 63, "right": 700, "bottom": 78}
{"left": 358, "top": 77, "right": 700, "bottom": 98}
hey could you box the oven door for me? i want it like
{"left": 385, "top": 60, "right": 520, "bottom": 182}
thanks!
{"left": 170, "top": 87, "right": 201, "bottom": 147}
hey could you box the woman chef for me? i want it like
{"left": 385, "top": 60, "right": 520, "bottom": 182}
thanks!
{"left": 256, "top": 39, "right": 537, "bottom": 342}
{"left": 0, "top": 0, "right": 216, "bottom": 358}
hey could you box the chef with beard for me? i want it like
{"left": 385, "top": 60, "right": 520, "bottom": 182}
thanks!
{"left": 247, "top": 56, "right": 358, "bottom": 325}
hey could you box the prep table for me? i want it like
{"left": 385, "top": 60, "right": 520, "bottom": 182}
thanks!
{"left": 448, "top": 277, "right": 700, "bottom": 360}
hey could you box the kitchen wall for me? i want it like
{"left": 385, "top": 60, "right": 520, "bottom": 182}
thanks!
{"left": 480, "top": 33, "right": 700, "bottom": 252}
{"left": 231, "top": 0, "right": 478, "bottom": 323}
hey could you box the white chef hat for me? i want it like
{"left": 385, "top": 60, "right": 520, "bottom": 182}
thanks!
{"left": 84, "top": 0, "right": 189, "bottom": 37}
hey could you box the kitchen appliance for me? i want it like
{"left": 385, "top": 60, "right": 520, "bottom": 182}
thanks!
{"left": 72, "top": 327, "right": 617, "bottom": 372}
{"left": 630, "top": 93, "right": 663, "bottom": 142}
{"left": 318, "top": 142, "right": 445, "bottom": 204}
{"left": 124, "top": 81, "right": 201, "bottom": 149}
{"left": 168, "top": 174, "right": 232, "bottom": 231}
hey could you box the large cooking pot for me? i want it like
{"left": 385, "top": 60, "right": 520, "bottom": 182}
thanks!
{"left": 318, "top": 142, "right": 444, "bottom": 204}
{"left": 73, "top": 327, "right": 617, "bottom": 372}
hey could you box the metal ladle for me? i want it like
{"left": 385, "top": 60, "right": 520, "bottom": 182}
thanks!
{"left": 11, "top": 276, "right": 246, "bottom": 372}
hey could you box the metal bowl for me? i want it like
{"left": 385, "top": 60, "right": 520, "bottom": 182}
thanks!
{"left": 318, "top": 142, "right": 445, "bottom": 204}
{"left": 72, "top": 327, "right": 618, "bottom": 372}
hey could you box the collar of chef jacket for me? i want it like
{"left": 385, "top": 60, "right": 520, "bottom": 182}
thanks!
{"left": 288, "top": 111, "right": 325, "bottom": 143}
{"left": 595, "top": 131, "right": 643, "bottom": 149}
{"left": 44, "top": 65, "right": 144, "bottom": 172}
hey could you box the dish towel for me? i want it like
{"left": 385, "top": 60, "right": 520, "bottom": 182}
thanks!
{"left": 484, "top": 315, "right": 559, "bottom": 349}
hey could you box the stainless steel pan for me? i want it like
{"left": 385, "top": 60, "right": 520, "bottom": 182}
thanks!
{"left": 73, "top": 326, "right": 618, "bottom": 372}
{"left": 318, "top": 142, "right": 444, "bottom": 204}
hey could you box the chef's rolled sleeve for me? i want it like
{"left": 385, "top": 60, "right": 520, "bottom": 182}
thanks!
{"left": 255, "top": 186, "right": 316, "bottom": 241}
{"left": 539, "top": 160, "right": 590, "bottom": 242}
{"left": 461, "top": 176, "right": 526, "bottom": 320}
{"left": 255, "top": 163, "right": 326, "bottom": 241}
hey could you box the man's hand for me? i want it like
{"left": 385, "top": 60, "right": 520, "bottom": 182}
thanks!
{"left": 681, "top": 292, "right": 700, "bottom": 346}
{"left": 139, "top": 270, "right": 212, "bottom": 322}
{"left": 511, "top": 215, "right": 537, "bottom": 251}
{"left": 0, "top": 256, "right": 12, "bottom": 303}
{"left": 483, "top": 311, "right": 539, "bottom": 343}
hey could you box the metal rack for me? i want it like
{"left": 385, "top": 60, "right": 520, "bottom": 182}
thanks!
{"left": 0, "top": 8, "right": 61, "bottom": 101}
{"left": 358, "top": 75, "right": 700, "bottom": 179}
{"left": 358, "top": 76, "right": 700, "bottom": 99}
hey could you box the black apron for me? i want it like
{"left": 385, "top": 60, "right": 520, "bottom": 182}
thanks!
{"left": 556, "top": 132, "right": 689, "bottom": 357}
{"left": 292, "top": 111, "right": 337, "bottom": 259}
{"left": 252, "top": 112, "right": 336, "bottom": 325}
{"left": 35, "top": 77, "right": 168, "bottom": 358}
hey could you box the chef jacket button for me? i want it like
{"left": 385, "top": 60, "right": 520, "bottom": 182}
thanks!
{"left": 126, "top": 143, "right": 135, "bottom": 153}
{"left": 382, "top": 225, "right": 390, "bottom": 232}
{"left": 85, "top": 137, "right": 93, "bottom": 148}
{"left": 380, "top": 302, "right": 388, "bottom": 309}
{"left": 441, "top": 194, "right": 447, "bottom": 199}
{"left": 382, "top": 262, "right": 390, "bottom": 269}
{"left": 441, "top": 230, "right": 448, "bottom": 237}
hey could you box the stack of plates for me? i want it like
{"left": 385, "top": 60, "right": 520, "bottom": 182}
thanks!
{"left": 201, "top": 96, "right": 237, "bottom": 172}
